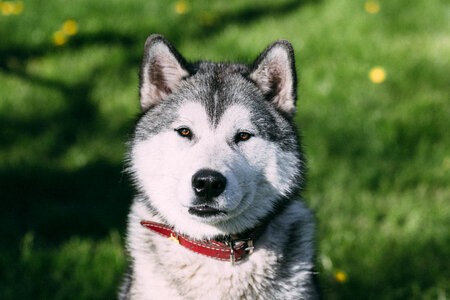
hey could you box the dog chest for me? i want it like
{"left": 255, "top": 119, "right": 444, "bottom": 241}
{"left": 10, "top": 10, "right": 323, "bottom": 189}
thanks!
{"left": 152, "top": 238, "right": 280, "bottom": 299}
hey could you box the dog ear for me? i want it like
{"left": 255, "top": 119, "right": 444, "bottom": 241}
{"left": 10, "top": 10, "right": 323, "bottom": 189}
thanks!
{"left": 250, "top": 40, "right": 298, "bottom": 117}
{"left": 139, "top": 34, "right": 189, "bottom": 111}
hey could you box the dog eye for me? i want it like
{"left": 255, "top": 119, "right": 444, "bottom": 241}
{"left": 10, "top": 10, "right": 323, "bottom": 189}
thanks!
{"left": 235, "top": 132, "right": 252, "bottom": 143}
{"left": 176, "top": 127, "right": 192, "bottom": 138}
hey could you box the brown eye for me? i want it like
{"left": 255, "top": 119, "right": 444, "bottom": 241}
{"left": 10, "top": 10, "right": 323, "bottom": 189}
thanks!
{"left": 176, "top": 127, "right": 192, "bottom": 138}
{"left": 235, "top": 132, "right": 252, "bottom": 143}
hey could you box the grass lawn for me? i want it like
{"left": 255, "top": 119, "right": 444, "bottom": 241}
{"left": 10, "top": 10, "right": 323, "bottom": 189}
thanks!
{"left": 1, "top": 0, "right": 449, "bottom": 299}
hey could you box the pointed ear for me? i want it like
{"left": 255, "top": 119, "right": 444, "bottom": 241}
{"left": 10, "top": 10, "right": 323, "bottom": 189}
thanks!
{"left": 139, "top": 34, "right": 190, "bottom": 111}
{"left": 250, "top": 40, "right": 298, "bottom": 117}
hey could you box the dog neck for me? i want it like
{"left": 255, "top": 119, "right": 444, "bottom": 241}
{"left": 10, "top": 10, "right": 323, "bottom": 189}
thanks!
{"left": 140, "top": 198, "right": 291, "bottom": 265}
{"left": 140, "top": 220, "right": 258, "bottom": 265}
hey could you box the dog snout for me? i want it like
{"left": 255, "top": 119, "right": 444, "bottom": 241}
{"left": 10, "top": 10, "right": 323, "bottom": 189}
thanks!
{"left": 192, "top": 169, "right": 227, "bottom": 200}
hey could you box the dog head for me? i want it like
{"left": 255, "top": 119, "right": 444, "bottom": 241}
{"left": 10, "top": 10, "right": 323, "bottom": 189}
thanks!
{"left": 129, "top": 34, "right": 303, "bottom": 239}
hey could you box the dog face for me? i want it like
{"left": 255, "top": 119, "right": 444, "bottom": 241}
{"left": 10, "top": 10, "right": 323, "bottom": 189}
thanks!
{"left": 129, "top": 35, "right": 302, "bottom": 239}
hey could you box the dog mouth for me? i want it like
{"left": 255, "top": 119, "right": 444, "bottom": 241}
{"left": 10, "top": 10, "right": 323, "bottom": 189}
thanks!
{"left": 188, "top": 205, "right": 227, "bottom": 218}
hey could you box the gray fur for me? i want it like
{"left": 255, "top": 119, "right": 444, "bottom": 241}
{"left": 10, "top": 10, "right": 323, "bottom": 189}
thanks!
{"left": 121, "top": 34, "right": 318, "bottom": 299}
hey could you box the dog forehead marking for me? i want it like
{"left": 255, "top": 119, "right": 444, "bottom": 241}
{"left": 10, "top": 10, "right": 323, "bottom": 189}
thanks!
{"left": 176, "top": 102, "right": 210, "bottom": 131}
{"left": 216, "top": 104, "right": 255, "bottom": 133}
{"left": 177, "top": 101, "right": 254, "bottom": 133}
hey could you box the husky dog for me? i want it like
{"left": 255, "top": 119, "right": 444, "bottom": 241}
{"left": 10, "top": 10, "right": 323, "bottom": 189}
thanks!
{"left": 120, "top": 34, "right": 318, "bottom": 299}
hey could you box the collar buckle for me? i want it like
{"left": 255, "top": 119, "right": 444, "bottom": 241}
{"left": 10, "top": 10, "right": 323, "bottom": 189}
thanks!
{"left": 245, "top": 239, "right": 254, "bottom": 254}
{"left": 225, "top": 236, "right": 236, "bottom": 265}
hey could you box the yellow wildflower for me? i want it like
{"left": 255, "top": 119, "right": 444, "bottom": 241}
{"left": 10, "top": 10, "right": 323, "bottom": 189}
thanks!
{"left": 1, "top": 1, "right": 14, "bottom": 15}
{"left": 12, "top": 1, "right": 23, "bottom": 14}
{"left": 365, "top": 1, "right": 380, "bottom": 14}
{"left": 62, "top": 19, "right": 78, "bottom": 36}
{"left": 335, "top": 271, "right": 347, "bottom": 283}
{"left": 53, "top": 30, "right": 67, "bottom": 46}
{"left": 369, "top": 67, "right": 386, "bottom": 84}
{"left": 175, "top": 1, "right": 188, "bottom": 15}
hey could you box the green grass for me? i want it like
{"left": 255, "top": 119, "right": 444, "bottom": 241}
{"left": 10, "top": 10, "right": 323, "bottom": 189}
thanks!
{"left": 1, "top": 0, "right": 449, "bottom": 299}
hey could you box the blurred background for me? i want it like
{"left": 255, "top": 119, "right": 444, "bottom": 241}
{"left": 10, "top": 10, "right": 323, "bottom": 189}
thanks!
{"left": 0, "top": 0, "right": 449, "bottom": 299}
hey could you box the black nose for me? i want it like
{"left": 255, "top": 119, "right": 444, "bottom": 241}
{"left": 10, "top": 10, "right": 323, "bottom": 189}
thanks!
{"left": 192, "top": 169, "right": 227, "bottom": 199}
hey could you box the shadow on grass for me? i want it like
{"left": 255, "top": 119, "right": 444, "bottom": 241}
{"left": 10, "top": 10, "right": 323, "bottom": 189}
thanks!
{"left": 0, "top": 161, "right": 131, "bottom": 246}
{"left": 0, "top": 160, "right": 131, "bottom": 299}
{"left": 193, "top": 0, "right": 319, "bottom": 38}
{"left": 0, "top": 0, "right": 320, "bottom": 71}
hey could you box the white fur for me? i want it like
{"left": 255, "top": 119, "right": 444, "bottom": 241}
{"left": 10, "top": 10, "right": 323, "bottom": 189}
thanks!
{"left": 130, "top": 103, "right": 300, "bottom": 239}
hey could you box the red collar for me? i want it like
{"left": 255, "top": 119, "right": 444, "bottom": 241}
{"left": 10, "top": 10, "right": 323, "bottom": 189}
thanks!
{"left": 140, "top": 221, "right": 255, "bottom": 265}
